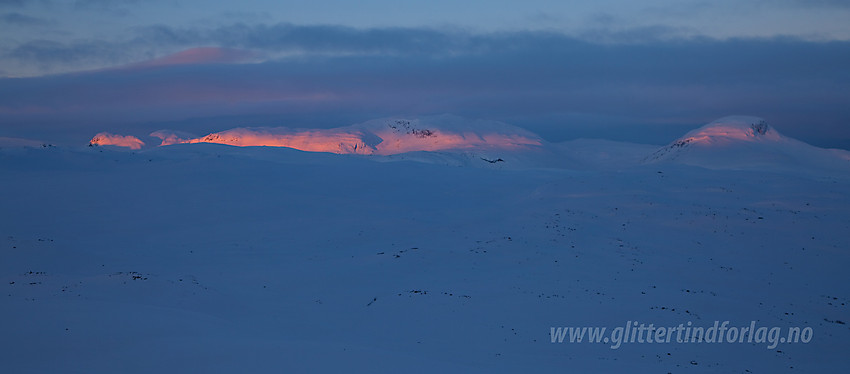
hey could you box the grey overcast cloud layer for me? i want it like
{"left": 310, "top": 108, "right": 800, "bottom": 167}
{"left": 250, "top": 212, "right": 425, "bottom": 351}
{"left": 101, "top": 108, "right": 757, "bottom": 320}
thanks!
{"left": 2, "top": 0, "right": 850, "bottom": 76}
{"left": 0, "top": 0, "right": 848, "bottom": 148}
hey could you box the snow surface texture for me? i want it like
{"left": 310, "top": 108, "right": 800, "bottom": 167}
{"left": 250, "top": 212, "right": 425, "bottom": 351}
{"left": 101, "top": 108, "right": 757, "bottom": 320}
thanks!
{"left": 2, "top": 115, "right": 849, "bottom": 372}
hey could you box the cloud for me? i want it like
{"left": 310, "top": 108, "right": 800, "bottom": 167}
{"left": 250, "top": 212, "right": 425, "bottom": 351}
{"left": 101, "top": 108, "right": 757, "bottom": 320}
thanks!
{"left": 89, "top": 132, "right": 144, "bottom": 149}
{"left": 0, "top": 12, "right": 49, "bottom": 25}
{"left": 3, "top": 21, "right": 848, "bottom": 77}
{"left": 6, "top": 39, "right": 135, "bottom": 73}
{"left": 72, "top": 0, "right": 142, "bottom": 9}
{"left": 1, "top": 23, "right": 459, "bottom": 76}
{"left": 127, "top": 47, "right": 259, "bottom": 69}
{"left": 1, "top": 23, "right": 654, "bottom": 76}
{"left": 1, "top": 28, "right": 849, "bottom": 148}
{"left": 782, "top": 0, "right": 850, "bottom": 8}
{"left": 0, "top": 0, "right": 25, "bottom": 7}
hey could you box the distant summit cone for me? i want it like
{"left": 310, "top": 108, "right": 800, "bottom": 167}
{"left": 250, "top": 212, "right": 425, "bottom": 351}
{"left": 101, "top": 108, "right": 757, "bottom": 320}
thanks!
{"left": 654, "top": 116, "right": 780, "bottom": 154}
{"left": 645, "top": 116, "right": 850, "bottom": 172}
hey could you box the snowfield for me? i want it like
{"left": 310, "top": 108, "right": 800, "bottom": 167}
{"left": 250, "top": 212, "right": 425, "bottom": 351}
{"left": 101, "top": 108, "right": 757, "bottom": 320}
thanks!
{"left": 2, "top": 116, "right": 849, "bottom": 373}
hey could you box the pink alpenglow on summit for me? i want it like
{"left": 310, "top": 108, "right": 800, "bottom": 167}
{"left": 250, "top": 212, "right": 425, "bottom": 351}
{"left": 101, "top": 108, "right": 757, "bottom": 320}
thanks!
{"left": 644, "top": 115, "right": 850, "bottom": 171}
{"left": 146, "top": 116, "right": 544, "bottom": 155}
{"left": 184, "top": 127, "right": 377, "bottom": 155}
{"left": 675, "top": 116, "right": 782, "bottom": 145}
{"left": 89, "top": 133, "right": 145, "bottom": 150}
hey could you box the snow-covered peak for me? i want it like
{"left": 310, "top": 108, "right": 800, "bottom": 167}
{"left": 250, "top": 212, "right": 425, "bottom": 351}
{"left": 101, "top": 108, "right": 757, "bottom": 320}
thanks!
{"left": 184, "top": 127, "right": 379, "bottom": 155}
{"left": 677, "top": 116, "right": 781, "bottom": 145}
{"left": 645, "top": 116, "right": 850, "bottom": 173}
{"left": 354, "top": 115, "right": 543, "bottom": 155}
{"left": 357, "top": 114, "right": 540, "bottom": 137}
{"left": 89, "top": 132, "right": 145, "bottom": 150}
{"left": 140, "top": 115, "right": 543, "bottom": 156}
{"left": 646, "top": 116, "right": 785, "bottom": 162}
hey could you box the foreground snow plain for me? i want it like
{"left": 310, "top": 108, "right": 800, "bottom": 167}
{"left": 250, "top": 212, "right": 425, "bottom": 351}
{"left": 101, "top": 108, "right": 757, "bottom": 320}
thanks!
{"left": 2, "top": 116, "right": 849, "bottom": 372}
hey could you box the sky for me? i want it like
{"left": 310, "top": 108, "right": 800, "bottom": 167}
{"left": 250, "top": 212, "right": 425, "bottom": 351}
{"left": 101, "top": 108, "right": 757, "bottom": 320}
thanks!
{"left": 1, "top": 0, "right": 849, "bottom": 148}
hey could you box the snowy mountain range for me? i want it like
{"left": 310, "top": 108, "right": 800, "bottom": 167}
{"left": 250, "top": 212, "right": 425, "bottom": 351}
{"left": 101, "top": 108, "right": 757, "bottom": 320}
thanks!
{"left": 2, "top": 115, "right": 848, "bottom": 372}
{"left": 88, "top": 114, "right": 850, "bottom": 173}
